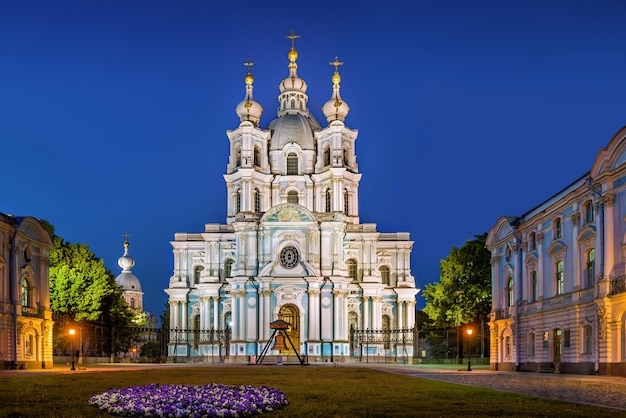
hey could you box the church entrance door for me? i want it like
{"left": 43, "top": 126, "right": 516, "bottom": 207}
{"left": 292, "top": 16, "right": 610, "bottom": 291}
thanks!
{"left": 278, "top": 304, "right": 300, "bottom": 355}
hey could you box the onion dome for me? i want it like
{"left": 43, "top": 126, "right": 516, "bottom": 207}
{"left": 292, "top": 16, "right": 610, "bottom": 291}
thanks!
{"left": 115, "top": 239, "right": 142, "bottom": 292}
{"left": 235, "top": 60, "right": 263, "bottom": 126}
{"left": 278, "top": 31, "right": 308, "bottom": 97}
{"left": 322, "top": 56, "right": 350, "bottom": 123}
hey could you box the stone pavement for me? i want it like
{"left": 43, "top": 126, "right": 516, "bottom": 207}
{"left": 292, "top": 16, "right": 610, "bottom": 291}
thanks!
{"left": 363, "top": 364, "right": 626, "bottom": 412}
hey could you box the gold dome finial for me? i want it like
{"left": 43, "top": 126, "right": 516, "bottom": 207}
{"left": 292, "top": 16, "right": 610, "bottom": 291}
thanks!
{"left": 122, "top": 232, "right": 131, "bottom": 248}
{"left": 329, "top": 56, "right": 343, "bottom": 84}
{"left": 243, "top": 58, "right": 255, "bottom": 85}
{"left": 286, "top": 29, "right": 300, "bottom": 62}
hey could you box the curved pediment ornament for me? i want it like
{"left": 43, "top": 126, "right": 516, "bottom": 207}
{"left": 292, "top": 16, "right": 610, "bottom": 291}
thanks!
{"left": 547, "top": 240, "right": 567, "bottom": 258}
{"left": 347, "top": 297, "right": 361, "bottom": 311}
{"left": 524, "top": 253, "right": 538, "bottom": 265}
{"left": 382, "top": 302, "right": 393, "bottom": 315}
{"left": 274, "top": 285, "right": 305, "bottom": 305}
{"left": 261, "top": 203, "right": 317, "bottom": 223}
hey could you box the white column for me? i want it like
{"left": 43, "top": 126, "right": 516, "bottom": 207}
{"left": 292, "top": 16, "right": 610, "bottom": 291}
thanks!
{"left": 363, "top": 296, "right": 370, "bottom": 329}
{"left": 398, "top": 301, "right": 404, "bottom": 329}
{"left": 213, "top": 297, "right": 219, "bottom": 330}
{"left": 333, "top": 290, "right": 340, "bottom": 340}
{"left": 309, "top": 289, "right": 320, "bottom": 340}
{"left": 238, "top": 290, "right": 246, "bottom": 340}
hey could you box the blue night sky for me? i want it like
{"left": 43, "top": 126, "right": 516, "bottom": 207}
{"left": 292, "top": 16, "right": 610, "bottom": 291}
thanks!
{"left": 2, "top": 1, "right": 625, "bottom": 318}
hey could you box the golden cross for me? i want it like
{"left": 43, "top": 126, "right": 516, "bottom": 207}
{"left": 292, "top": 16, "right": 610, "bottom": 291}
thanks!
{"left": 244, "top": 58, "right": 254, "bottom": 70}
{"left": 122, "top": 232, "right": 131, "bottom": 240}
{"left": 329, "top": 56, "right": 344, "bottom": 71}
{"left": 286, "top": 29, "right": 300, "bottom": 47}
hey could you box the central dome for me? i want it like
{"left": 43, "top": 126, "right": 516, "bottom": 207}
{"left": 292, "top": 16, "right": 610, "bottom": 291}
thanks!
{"left": 267, "top": 113, "right": 320, "bottom": 151}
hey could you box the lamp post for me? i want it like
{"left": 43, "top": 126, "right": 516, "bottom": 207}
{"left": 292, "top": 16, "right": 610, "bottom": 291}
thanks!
{"left": 466, "top": 328, "right": 473, "bottom": 372}
{"left": 69, "top": 328, "right": 76, "bottom": 370}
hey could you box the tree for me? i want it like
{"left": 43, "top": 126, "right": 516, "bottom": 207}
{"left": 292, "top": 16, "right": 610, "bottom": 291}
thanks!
{"left": 422, "top": 233, "right": 491, "bottom": 328}
{"left": 42, "top": 220, "right": 133, "bottom": 324}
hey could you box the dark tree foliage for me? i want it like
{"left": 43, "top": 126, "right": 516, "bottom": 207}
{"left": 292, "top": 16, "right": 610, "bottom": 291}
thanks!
{"left": 422, "top": 233, "right": 491, "bottom": 328}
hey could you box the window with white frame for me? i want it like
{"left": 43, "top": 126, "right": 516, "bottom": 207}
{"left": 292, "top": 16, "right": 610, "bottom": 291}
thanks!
{"left": 287, "top": 153, "right": 298, "bottom": 175}
{"left": 235, "top": 190, "right": 241, "bottom": 213}
{"left": 505, "top": 335, "right": 511, "bottom": 357}
{"left": 556, "top": 261, "right": 564, "bottom": 295}
{"left": 529, "top": 232, "right": 537, "bottom": 251}
{"left": 380, "top": 266, "right": 390, "bottom": 285}
{"left": 325, "top": 189, "right": 331, "bottom": 212}
{"left": 530, "top": 270, "right": 538, "bottom": 302}
{"left": 584, "top": 200, "right": 594, "bottom": 224}
{"left": 25, "top": 334, "right": 34, "bottom": 357}
{"left": 224, "top": 259, "right": 234, "bottom": 279}
{"left": 343, "top": 189, "right": 349, "bottom": 216}
{"left": 324, "top": 147, "right": 330, "bottom": 166}
{"left": 287, "top": 190, "right": 299, "bottom": 204}
{"left": 347, "top": 259, "right": 357, "bottom": 281}
{"left": 253, "top": 147, "right": 260, "bottom": 167}
{"left": 194, "top": 266, "right": 203, "bottom": 284}
{"left": 506, "top": 277, "right": 514, "bottom": 307}
{"left": 554, "top": 218, "right": 562, "bottom": 239}
{"left": 235, "top": 147, "right": 241, "bottom": 167}
{"left": 20, "top": 278, "right": 30, "bottom": 307}
{"left": 254, "top": 189, "right": 261, "bottom": 213}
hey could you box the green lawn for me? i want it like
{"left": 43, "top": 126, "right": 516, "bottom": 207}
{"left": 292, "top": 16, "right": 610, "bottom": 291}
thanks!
{"left": 0, "top": 366, "right": 623, "bottom": 417}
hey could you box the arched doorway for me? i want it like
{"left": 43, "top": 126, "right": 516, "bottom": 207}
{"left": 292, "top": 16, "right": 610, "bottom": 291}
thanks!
{"left": 278, "top": 304, "right": 300, "bottom": 355}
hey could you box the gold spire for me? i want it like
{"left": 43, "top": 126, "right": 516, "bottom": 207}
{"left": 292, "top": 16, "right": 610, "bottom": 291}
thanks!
{"left": 329, "top": 56, "right": 343, "bottom": 85}
{"left": 286, "top": 29, "right": 300, "bottom": 62}
{"left": 244, "top": 58, "right": 254, "bottom": 85}
{"left": 122, "top": 232, "right": 131, "bottom": 248}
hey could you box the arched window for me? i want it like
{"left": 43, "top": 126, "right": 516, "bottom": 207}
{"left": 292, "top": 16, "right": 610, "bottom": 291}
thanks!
{"left": 556, "top": 261, "right": 564, "bottom": 295}
{"left": 287, "top": 190, "right": 299, "bottom": 204}
{"left": 290, "top": 98, "right": 296, "bottom": 109}
{"left": 346, "top": 259, "right": 357, "bottom": 281}
{"left": 254, "top": 189, "right": 261, "bottom": 213}
{"left": 585, "top": 249, "right": 595, "bottom": 288}
{"left": 530, "top": 270, "right": 538, "bottom": 302}
{"left": 380, "top": 266, "right": 390, "bottom": 285}
{"left": 235, "top": 147, "right": 241, "bottom": 167}
{"left": 20, "top": 278, "right": 29, "bottom": 307}
{"left": 235, "top": 190, "right": 241, "bottom": 213}
{"left": 194, "top": 265, "right": 204, "bottom": 284}
{"left": 323, "top": 147, "right": 331, "bottom": 166}
{"left": 253, "top": 147, "right": 261, "bottom": 167}
{"left": 507, "top": 277, "right": 514, "bottom": 307}
{"left": 554, "top": 218, "right": 562, "bottom": 239}
{"left": 287, "top": 153, "right": 298, "bottom": 175}
{"left": 130, "top": 298, "right": 135, "bottom": 309}
{"left": 325, "top": 189, "right": 331, "bottom": 212}
{"left": 584, "top": 200, "right": 594, "bottom": 224}
{"left": 343, "top": 148, "right": 348, "bottom": 166}
{"left": 224, "top": 259, "right": 234, "bottom": 279}
{"left": 505, "top": 335, "right": 512, "bottom": 357}
{"left": 343, "top": 189, "right": 349, "bottom": 216}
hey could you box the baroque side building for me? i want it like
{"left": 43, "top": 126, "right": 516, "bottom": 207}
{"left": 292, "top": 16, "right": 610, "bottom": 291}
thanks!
{"left": 487, "top": 125, "right": 626, "bottom": 376}
{"left": 0, "top": 213, "right": 53, "bottom": 369}
{"left": 165, "top": 34, "right": 419, "bottom": 363}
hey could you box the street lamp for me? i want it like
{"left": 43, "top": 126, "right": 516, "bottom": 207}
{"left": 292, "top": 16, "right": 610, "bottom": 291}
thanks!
{"left": 466, "top": 328, "right": 473, "bottom": 372}
{"left": 69, "top": 328, "right": 76, "bottom": 370}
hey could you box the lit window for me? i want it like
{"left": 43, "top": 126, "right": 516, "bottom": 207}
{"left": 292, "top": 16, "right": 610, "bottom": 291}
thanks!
{"left": 380, "top": 266, "right": 390, "bottom": 285}
{"left": 556, "top": 261, "right": 564, "bottom": 295}
{"left": 347, "top": 259, "right": 357, "bottom": 281}
{"left": 287, "top": 191, "right": 298, "bottom": 204}
{"left": 287, "top": 153, "right": 298, "bottom": 175}
{"left": 585, "top": 249, "right": 595, "bottom": 288}
{"left": 20, "top": 278, "right": 29, "bottom": 307}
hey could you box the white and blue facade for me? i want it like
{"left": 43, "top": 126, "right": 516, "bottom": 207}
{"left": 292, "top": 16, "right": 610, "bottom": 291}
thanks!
{"left": 165, "top": 35, "right": 419, "bottom": 363}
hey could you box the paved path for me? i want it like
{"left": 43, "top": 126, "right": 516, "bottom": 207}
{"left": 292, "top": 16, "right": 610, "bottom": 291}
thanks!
{"left": 365, "top": 364, "right": 626, "bottom": 411}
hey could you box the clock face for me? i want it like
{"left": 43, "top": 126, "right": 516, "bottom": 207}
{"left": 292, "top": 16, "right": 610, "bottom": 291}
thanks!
{"left": 280, "top": 246, "right": 299, "bottom": 269}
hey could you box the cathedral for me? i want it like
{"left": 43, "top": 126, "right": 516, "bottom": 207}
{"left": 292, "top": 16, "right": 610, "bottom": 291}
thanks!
{"left": 165, "top": 33, "right": 419, "bottom": 363}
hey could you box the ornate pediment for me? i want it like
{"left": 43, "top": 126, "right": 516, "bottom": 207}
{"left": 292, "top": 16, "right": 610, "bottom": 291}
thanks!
{"left": 261, "top": 203, "right": 316, "bottom": 223}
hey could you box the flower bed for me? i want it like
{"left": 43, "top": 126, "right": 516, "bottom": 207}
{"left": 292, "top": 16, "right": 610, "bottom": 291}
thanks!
{"left": 88, "top": 383, "right": 289, "bottom": 417}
